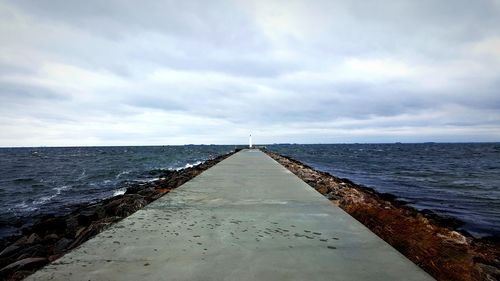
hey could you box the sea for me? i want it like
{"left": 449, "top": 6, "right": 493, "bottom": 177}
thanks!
{"left": 0, "top": 143, "right": 499, "bottom": 239}
{"left": 267, "top": 143, "right": 500, "bottom": 238}
{"left": 0, "top": 145, "right": 238, "bottom": 238}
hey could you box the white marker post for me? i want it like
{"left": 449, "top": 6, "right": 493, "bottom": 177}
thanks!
{"left": 249, "top": 134, "right": 252, "bottom": 148}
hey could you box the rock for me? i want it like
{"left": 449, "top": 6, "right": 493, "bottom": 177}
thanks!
{"left": 0, "top": 257, "right": 47, "bottom": 274}
{"left": 103, "top": 199, "right": 122, "bottom": 215}
{"left": 76, "top": 205, "right": 107, "bottom": 227}
{"left": 0, "top": 244, "right": 20, "bottom": 257}
{"left": 0, "top": 150, "right": 236, "bottom": 281}
{"left": 326, "top": 192, "right": 340, "bottom": 200}
{"left": 104, "top": 195, "right": 147, "bottom": 217}
{"left": 477, "top": 263, "right": 500, "bottom": 280}
{"left": 54, "top": 238, "right": 73, "bottom": 253}
{"left": 437, "top": 231, "right": 468, "bottom": 245}
{"left": 31, "top": 216, "right": 67, "bottom": 235}
{"left": 14, "top": 236, "right": 28, "bottom": 245}
{"left": 93, "top": 206, "right": 106, "bottom": 221}
{"left": 146, "top": 192, "right": 163, "bottom": 202}
{"left": 26, "top": 233, "right": 41, "bottom": 244}
{"left": 16, "top": 244, "right": 48, "bottom": 258}
{"left": 65, "top": 216, "right": 80, "bottom": 237}
{"left": 49, "top": 254, "right": 63, "bottom": 262}
{"left": 10, "top": 269, "right": 33, "bottom": 280}
{"left": 77, "top": 213, "right": 94, "bottom": 226}
{"left": 137, "top": 187, "right": 155, "bottom": 196}
{"left": 43, "top": 233, "right": 59, "bottom": 242}
{"left": 125, "top": 185, "right": 144, "bottom": 195}
{"left": 449, "top": 231, "right": 468, "bottom": 245}
{"left": 10, "top": 270, "right": 33, "bottom": 280}
{"left": 115, "top": 198, "right": 147, "bottom": 217}
{"left": 69, "top": 223, "right": 107, "bottom": 249}
{"left": 16, "top": 253, "right": 31, "bottom": 260}
{"left": 74, "top": 227, "right": 86, "bottom": 239}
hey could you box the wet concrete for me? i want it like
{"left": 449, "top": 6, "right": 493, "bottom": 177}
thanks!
{"left": 26, "top": 149, "right": 434, "bottom": 281}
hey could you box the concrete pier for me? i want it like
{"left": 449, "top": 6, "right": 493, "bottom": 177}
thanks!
{"left": 26, "top": 149, "right": 434, "bottom": 281}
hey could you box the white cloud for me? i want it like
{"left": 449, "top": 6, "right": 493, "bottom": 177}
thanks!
{"left": 0, "top": 0, "right": 499, "bottom": 146}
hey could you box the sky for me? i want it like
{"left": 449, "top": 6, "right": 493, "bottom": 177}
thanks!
{"left": 1, "top": 0, "right": 500, "bottom": 146}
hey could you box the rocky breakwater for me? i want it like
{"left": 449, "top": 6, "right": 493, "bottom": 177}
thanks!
{"left": 0, "top": 150, "right": 238, "bottom": 281}
{"left": 265, "top": 150, "right": 500, "bottom": 281}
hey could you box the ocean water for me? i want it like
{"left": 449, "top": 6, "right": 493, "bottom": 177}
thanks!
{"left": 268, "top": 143, "right": 500, "bottom": 237}
{"left": 2, "top": 144, "right": 499, "bottom": 239}
{"left": 0, "top": 145, "right": 238, "bottom": 238}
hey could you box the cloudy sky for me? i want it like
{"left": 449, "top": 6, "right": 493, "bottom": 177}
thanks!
{"left": 1, "top": 0, "right": 499, "bottom": 146}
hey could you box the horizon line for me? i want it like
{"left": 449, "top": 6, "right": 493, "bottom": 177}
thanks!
{"left": 1, "top": 141, "right": 499, "bottom": 149}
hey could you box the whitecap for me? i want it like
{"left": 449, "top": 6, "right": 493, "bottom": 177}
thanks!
{"left": 53, "top": 185, "right": 70, "bottom": 195}
{"left": 13, "top": 201, "right": 38, "bottom": 212}
{"left": 116, "top": 170, "right": 131, "bottom": 179}
{"left": 76, "top": 169, "right": 87, "bottom": 180}
{"left": 33, "top": 194, "right": 57, "bottom": 205}
{"left": 113, "top": 188, "right": 126, "bottom": 196}
{"left": 31, "top": 185, "right": 69, "bottom": 205}
{"left": 175, "top": 160, "right": 204, "bottom": 171}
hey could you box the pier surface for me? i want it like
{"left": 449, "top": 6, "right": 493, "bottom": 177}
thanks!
{"left": 27, "top": 149, "right": 434, "bottom": 281}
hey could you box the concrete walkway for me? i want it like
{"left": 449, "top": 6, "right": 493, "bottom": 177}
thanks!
{"left": 27, "top": 149, "right": 434, "bottom": 281}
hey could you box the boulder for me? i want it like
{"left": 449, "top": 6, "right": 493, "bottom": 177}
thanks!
{"left": 14, "top": 236, "right": 28, "bottom": 246}
{"left": 104, "top": 195, "right": 147, "bottom": 217}
{"left": 48, "top": 254, "right": 63, "bottom": 262}
{"left": 31, "top": 216, "right": 67, "bottom": 235}
{"left": 42, "top": 233, "right": 60, "bottom": 244}
{"left": 114, "top": 197, "right": 147, "bottom": 217}
{"left": 68, "top": 219, "right": 116, "bottom": 249}
{"left": 26, "top": 233, "right": 41, "bottom": 244}
{"left": 0, "top": 257, "right": 47, "bottom": 274}
{"left": 137, "top": 187, "right": 155, "bottom": 196}
{"left": 15, "top": 244, "right": 48, "bottom": 259}
{"left": 53, "top": 238, "right": 73, "bottom": 254}
{"left": 477, "top": 263, "right": 500, "bottom": 279}
{"left": 0, "top": 244, "right": 20, "bottom": 257}
{"left": 124, "top": 185, "right": 144, "bottom": 195}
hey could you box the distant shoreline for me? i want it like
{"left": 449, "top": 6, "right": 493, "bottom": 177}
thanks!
{"left": 1, "top": 141, "right": 499, "bottom": 149}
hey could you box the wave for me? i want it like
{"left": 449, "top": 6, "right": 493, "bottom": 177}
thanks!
{"left": 112, "top": 188, "right": 126, "bottom": 196}
{"left": 76, "top": 169, "right": 87, "bottom": 180}
{"left": 174, "top": 160, "right": 204, "bottom": 171}
{"left": 0, "top": 145, "right": 236, "bottom": 239}
{"left": 115, "top": 170, "right": 131, "bottom": 179}
{"left": 13, "top": 178, "right": 35, "bottom": 183}
{"left": 12, "top": 201, "right": 38, "bottom": 212}
{"left": 32, "top": 185, "right": 70, "bottom": 206}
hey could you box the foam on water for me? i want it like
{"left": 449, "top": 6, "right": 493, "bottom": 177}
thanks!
{"left": 175, "top": 160, "right": 204, "bottom": 171}
{"left": 112, "top": 188, "right": 126, "bottom": 196}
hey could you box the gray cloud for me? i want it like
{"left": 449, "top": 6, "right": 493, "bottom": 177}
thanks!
{"left": 0, "top": 0, "right": 499, "bottom": 146}
{"left": 0, "top": 82, "right": 65, "bottom": 100}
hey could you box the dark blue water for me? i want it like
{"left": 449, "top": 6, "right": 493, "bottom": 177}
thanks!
{"left": 2, "top": 144, "right": 499, "bottom": 239}
{"left": 0, "top": 145, "right": 238, "bottom": 238}
{"left": 268, "top": 143, "right": 500, "bottom": 237}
